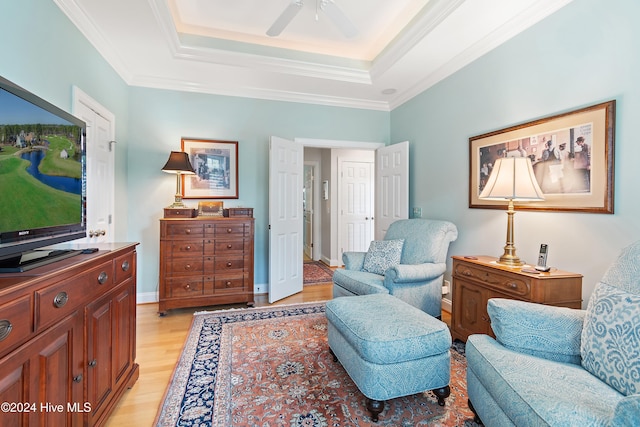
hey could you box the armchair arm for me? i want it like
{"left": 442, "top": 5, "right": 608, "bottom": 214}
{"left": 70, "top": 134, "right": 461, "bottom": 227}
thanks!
{"left": 384, "top": 262, "right": 446, "bottom": 284}
{"left": 611, "top": 394, "right": 640, "bottom": 426}
{"left": 487, "top": 298, "right": 586, "bottom": 365}
{"left": 342, "top": 251, "right": 366, "bottom": 270}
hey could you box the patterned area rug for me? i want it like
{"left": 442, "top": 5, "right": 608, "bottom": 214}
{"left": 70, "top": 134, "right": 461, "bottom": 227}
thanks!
{"left": 303, "top": 261, "right": 334, "bottom": 285}
{"left": 155, "top": 302, "right": 479, "bottom": 427}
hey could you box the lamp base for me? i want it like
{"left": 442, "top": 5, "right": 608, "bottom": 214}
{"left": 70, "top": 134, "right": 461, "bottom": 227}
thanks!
{"left": 497, "top": 254, "right": 524, "bottom": 267}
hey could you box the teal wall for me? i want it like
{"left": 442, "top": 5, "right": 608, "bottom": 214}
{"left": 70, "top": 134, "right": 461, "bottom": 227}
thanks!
{"left": 391, "top": 0, "right": 640, "bottom": 303}
{"left": 126, "top": 88, "right": 388, "bottom": 295}
{"left": 3, "top": 0, "right": 639, "bottom": 304}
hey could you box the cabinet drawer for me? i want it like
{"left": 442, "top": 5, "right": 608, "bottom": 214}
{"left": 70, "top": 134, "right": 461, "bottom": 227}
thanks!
{"left": 167, "top": 259, "right": 204, "bottom": 275}
{"left": 454, "top": 263, "right": 530, "bottom": 298}
{"left": 170, "top": 241, "right": 205, "bottom": 257}
{"left": 214, "top": 239, "right": 246, "bottom": 253}
{"left": 36, "top": 261, "right": 114, "bottom": 330}
{"left": 167, "top": 277, "right": 204, "bottom": 298}
{"left": 0, "top": 294, "right": 33, "bottom": 355}
{"left": 214, "top": 257, "right": 245, "bottom": 272}
{"left": 115, "top": 251, "right": 135, "bottom": 284}
{"left": 212, "top": 223, "right": 246, "bottom": 237}
{"left": 164, "top": 223, "right": 204, "bottom": 238}
{"left": 214, "top": 275, "right": 245, "bottom": 292}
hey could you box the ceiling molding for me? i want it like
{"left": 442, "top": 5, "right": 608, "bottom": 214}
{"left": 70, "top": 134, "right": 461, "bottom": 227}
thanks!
{"left": 128, "top": 74, "right": 391, "bottom": 111}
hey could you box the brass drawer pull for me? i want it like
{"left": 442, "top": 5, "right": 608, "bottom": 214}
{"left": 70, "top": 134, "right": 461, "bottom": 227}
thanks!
{"left": 0, "top": 319, "right": 12, "bottom": 341}
{"left": 185, "top": 264, "right": 192, "bottom": 270}
{"left": 227, "top": 228, "right": 233, "bottom": 233}
{"left": 184, "top": 284, "right": 191, "bottom": 290}
{"left": 508, "top": 282, "right": 518, "bottom": 289}
{"left": 53, "top": 292, "right": 69, "bottom": 308}
{"left": 185, "top": 228, "right": 192, "bottom": 234}
{"left": 185, "top": 245, "right": 191, "bottom": 251}
{"left": 98, "top": 271, "right": 109, "bottom": 285}
{"left": 226, "top": 281, "right": 232, "bottom": 287}
{"left": 121, "top": 260, "right": 130, "bottom": 272}
{"left": 227, "top": 244, "right": 233, "bottom": 249}
{"left": 226, "top": 262, "right": 232, "bottom": 267}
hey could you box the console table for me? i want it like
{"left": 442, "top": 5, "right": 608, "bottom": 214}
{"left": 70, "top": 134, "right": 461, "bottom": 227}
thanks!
{"left": 0, "top": 242, "right": 139, "bottom": 426}
{"left": 158, "top": 217, "right": 255, "bottom": 315}
{"left": 451, "top": 255, "right": 582, "bottom": 342}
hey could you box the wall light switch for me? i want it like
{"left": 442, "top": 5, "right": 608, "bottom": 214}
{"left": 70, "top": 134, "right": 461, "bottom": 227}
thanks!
{"left": 412, "top": 207, "right": 422, "bottom": 218}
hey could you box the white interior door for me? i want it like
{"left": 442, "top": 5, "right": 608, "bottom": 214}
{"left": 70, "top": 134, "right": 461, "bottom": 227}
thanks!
{"left": 339, "top": 160, "right": 374, "bottom": 260}
{"left": 72, "top": 88, "right": 115, "bottom": 243}
{"left": 375, "top": 141, "right": 409, "bottom": 239}
{"left": 269, "top": 136, "right": 304, "bottom": 303}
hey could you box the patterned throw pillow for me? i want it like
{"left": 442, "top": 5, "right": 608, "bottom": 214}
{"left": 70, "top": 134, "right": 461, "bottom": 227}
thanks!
{"left": 581, "top": 282, "right": 640, "bottom": 396}
{"left": 362, "top": 239, "right": 404, "bottom": 275}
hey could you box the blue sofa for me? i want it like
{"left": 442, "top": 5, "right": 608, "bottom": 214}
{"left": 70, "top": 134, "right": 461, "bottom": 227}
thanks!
{"left": 332, "top": 219, "right": 458, "bottom": 318}
{"left": 466, "top": 240, "right": 640, "bottom": 426}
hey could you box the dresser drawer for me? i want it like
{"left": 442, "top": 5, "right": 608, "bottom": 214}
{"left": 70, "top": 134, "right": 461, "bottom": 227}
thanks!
{"left": 214, "top": 256, "right": 245, "bottom": 272}
{"left": 167, "top": 277, "right": 204, "bottom": 298}
{"left": 114, "top": 251, "right": 135, "bottom": 284}
{"left": 454, "top": 263, "right": 531, "bottom": 298}
{"left": 167, "top": 259, "right": 204, "bottom": 275}
{"left": 36, "top": 260, "right": 113, "bottom": 330}
{"left": 214, "top": 275, "right": 245, "bottom": 292}
{"left": 0, "top": 294, "right": 33, "bottom": 355}
{"left": 213, "top": 239, "right": 246, "bottom": 253}
{"left": 212, "top": 223, "right": 247, "bottom": 237}
{"left": 169, "top": 241, "right": 205, "bottom": 257}
{"left": 164, "top": 223, "right": 205, "bottom": 238}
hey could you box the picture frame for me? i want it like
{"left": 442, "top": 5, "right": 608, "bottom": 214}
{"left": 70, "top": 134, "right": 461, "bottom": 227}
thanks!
{"left": 181, "top": 138, "right": 239, "bottom": 199}
{"left": 469, "top": 100, "right": 615, "bottom": 213}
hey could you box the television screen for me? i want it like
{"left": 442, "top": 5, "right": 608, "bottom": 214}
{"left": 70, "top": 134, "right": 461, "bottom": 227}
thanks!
{"left": 0, "top": 76, "right": 86, "bottom": 269}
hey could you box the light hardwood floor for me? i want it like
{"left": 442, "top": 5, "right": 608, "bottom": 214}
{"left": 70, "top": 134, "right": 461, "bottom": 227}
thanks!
{"left": 105, "top": 283, "right": 451, "bottom": 426}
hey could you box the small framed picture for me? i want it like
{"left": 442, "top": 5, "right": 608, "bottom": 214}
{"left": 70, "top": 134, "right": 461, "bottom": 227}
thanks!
{"left": 197, "top": 201, "right": 224, "bottom": 217}
{"left": 182, "top": 138, "right": 239, "bottom": 199}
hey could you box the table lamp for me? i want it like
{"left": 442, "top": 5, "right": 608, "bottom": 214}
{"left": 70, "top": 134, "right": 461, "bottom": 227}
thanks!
{"left": 161, "top": 151, "right": 196, "bottom": 208}
{"left": 479, "top": 157, "right": 544, "bottom": 266}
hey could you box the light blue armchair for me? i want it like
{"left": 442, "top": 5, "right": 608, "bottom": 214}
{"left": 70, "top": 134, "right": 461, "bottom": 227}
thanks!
{"left": 332, "top": 219, "right": 458, "bottom": 318}
{"left": 466, "top": 240, "right": 640, "bottom": 426}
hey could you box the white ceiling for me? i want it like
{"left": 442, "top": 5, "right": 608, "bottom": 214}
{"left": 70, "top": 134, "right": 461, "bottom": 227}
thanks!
{"left": 54, "top": 0, "right": 573, "bottom": 111}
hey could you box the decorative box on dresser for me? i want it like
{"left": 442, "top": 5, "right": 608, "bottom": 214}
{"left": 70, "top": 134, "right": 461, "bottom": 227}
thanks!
{"left": 451, "top": 255, "right": 582, "bottom": 342}
{"left": 0, "top": 242, "right": 139, "bottom": 426}
{"left": 159, "top": 216, "right": 255, "bottom": 315}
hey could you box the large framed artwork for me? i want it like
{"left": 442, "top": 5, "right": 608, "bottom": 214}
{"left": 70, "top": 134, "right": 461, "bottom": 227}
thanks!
{"left": 469, "top": 100, "right": 615, "bottom": 213}
{"left": 181, "top": 138, "right": 239, "bottom": 199}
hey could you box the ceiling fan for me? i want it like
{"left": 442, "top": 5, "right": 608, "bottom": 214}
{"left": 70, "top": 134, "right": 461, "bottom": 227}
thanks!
{"left": 266, "top": 0, "right": 358, "bottom": 38}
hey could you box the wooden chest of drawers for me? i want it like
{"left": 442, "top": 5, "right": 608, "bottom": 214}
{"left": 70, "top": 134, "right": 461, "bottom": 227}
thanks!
{"left": 158, "top": 217, "right": 255, "bottom": 315}
{"left": 450, "top": 255, "right": 582, "bottom": 342}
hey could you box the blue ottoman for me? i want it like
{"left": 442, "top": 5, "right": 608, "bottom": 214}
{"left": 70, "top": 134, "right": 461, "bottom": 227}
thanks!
{"left": 326, "top": 294, "right": 451, "bottom": 422}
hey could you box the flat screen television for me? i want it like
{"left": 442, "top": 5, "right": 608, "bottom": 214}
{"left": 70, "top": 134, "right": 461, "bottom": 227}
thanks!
{"left": 0, "top": 76, "right": 86, "bottom": 272}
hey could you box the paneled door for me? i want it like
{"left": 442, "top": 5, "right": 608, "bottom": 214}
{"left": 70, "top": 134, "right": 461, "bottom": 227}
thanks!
{"left": 269, "top": 136, "right": 304, "bottom": 303}
{"left": 339, "top": 160, "right": 374, "bottom": 261}
{"left": 375, "top": 141, "right": 409, "bottom": 239}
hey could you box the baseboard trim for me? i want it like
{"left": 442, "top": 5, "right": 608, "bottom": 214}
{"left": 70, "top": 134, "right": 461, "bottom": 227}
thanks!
{"left": 442, "top": 297, "right": 452, "bottom": 314}
{"left": 137, "top": 291, "right": 158, "bottom": 304}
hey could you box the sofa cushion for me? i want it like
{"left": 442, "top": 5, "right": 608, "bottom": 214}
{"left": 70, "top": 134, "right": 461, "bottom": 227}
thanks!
{"left": 467, "top": 334, "right": 625, "bottom": 426}
{"left": 332, "top": 269, "right": 388, "bottom": 296}
{"left": 362, "top": 239, "right": 404, "bottom": 275}
{"left": 325, "top": 294, "right": 450, "bottom": 365}
{"left": 581, "top": 282, "right": 640, "bottom": 396}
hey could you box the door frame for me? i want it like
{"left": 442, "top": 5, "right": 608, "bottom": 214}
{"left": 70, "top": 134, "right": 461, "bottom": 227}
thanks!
{"left": 296, "top": 138, "right": 384, "bottom": 266}
{"left": 303, "top": 160, "right": 321, "bottom": 261}
{"left": 71, "top": 86, "right": 116, "bottom": 243}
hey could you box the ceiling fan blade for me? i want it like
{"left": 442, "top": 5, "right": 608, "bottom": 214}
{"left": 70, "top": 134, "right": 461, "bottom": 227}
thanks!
{"left": 320, "top": 0, "right": 358, "bottom": 38}
{"left": 266, "top": 0, "right": 304, "bottom": 37}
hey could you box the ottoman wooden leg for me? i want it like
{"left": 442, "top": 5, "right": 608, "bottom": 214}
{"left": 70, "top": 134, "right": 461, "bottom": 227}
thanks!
{"left": 432, "top": 385, "right": 451, "bottom": 406}
{"left": 366, "top": 398, "right": 385, "bottom": 422}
